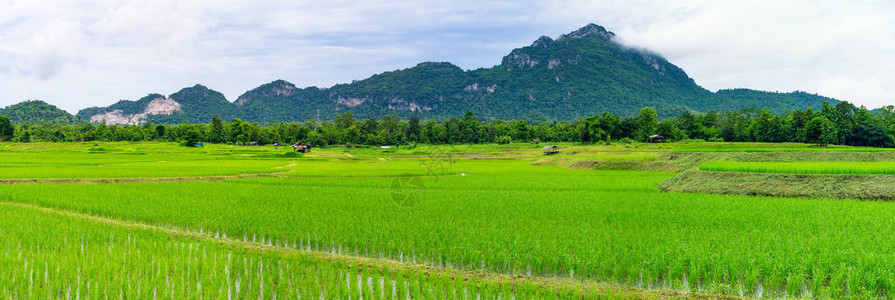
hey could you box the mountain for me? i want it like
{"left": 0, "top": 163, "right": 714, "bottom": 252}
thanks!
{"left": 465, "top": 24, "right": 712, "bottom": 119}
{"left": 233, "top": 80, "right": 329, "bottom": 123}
{"left": 77, "top": 85, "right": 235, "bottom": 124}
{"left": 78, "top": 93, "right": 176, "bottom": 125}
{"left": 68, "top": 23, "right": 840, "bottom": 124}
{"left": 707, "top": 89, "right": 839, "bottom": 112}
{"left": 0, "top": 100, "right": 79, "bottom": 124}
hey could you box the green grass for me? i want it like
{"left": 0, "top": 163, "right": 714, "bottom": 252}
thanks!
{"left": 0, "top": 157, "right": 893, "bottom": 297}
{"left": 0, "top": 158, "right": 295, "bottom": 179}
{"left": 0, "top": 203, "right": 619, "bottom": 299}
{"left": 6, "top": 141, "right": 895, "bottom": 298}
{"left": 0, "top": 142, "right": 301, "bottom": 179}
{"left": 701, "top": 161, "right": 895, "bottom": 175}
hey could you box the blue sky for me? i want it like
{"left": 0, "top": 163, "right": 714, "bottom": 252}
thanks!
{"left": 1, "top": 0, "right": 893, "bottom": 112}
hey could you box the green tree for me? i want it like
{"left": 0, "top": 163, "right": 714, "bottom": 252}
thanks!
{"left": 463, "top": 111, "right": 478, "bottom": 123}
{"left": 459, "top": 118, "right": 480, "bottom": 143}
{"left": 345, "top": 125, "right": 362, "bottom": 144}
{"left": 407, "top": 115, "right": 421, "bottom": 143}
{"left": 495, "top": 135, "right": 512, "bottom": 145}
{"left": 378, "top": 115, "right": 400, "bottom": 145}
{"left": 230, "top": 119, "right": 252, "bottom": 145}
{"left": 0, "top": 116, "right": 13, "bottom": 141}
{"left": 633, "top": 107, "right": 658, "bottom": 142}
{"left": 208, "top": 115, "right": 225, "bottom": 143}
{"left": 577, "top": 116, "right": 605, "bottom": 143}
{"left": 422, "top": 120, "right": 444, "bottom": 144}
{"left": 443, "top": 117, "right": 460, "bottom": 144}
{"left": 179, "top": 125, "right": 204, "bottom": 147}
{"left": 849, "top": 109, "right": 893, "bottom": 147}
{"left": 805, "top": 116, "right": 837, "bottom": 146}
{"left": 358, "top": 119, "right": 379, "bottom": 143}
{"left": 155, "top": 125, "right": 167, "bottom": 140}
{"left": 334, "top": 112, "right": 356, "bottom": 129}
{"left": 875, "top": 105, "right": 895, "bottom": 130}
{"left": 657, "top": 118, "right": 685, "bottom": 141}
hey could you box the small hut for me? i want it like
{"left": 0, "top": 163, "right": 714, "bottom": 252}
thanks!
{"left": 250, "top": 141, "right": 259, "bottom": 146}
{"left": 292, "top": 142, "right": 312, "bottom": 153}
{"left": 542, "top": 145, "right": 560, "bottom": 155}
{"left": 649, "top": 135, "right": 665, "bottom": 143}
{"left": 380, "top": 146, "right": 392, "bottom": 153}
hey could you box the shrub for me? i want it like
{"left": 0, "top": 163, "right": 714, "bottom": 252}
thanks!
{"left": 496, "top": 135, "right": 512, "bottom": 145}
{"left": 278, "top": 151, "right": 303, "bottom": 158}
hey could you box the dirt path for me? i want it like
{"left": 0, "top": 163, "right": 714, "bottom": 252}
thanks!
{"left": 274, "top": 161, "right": 298, "bottom": 169}
{"left": 1, "top": 201, "right": 736, "bottom": 300}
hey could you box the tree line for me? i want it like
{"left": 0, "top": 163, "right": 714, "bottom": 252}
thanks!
{"left": 1, "top": 101, "right": 893, "bottom": 147}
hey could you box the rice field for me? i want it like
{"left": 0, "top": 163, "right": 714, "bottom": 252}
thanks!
{"left": 0, "top": 203, "right": 609, "bottom": 299}
{"left": 700, "top": 161, "right": 895, "bottom": 175}
{"left": 4, "top": 141, "right": 895, "bottom": 298}
{"left": 0, "top": 159, "right": 296, "bottom": 179}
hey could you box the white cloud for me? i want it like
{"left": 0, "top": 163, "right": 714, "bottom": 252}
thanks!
{"left": 0, "top": 0, "right": 892, "bottom": 113}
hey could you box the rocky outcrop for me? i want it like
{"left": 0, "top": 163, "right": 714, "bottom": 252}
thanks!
{"left": 335, "top": 96, "right": 370, "bottom": 107}
{"left": 90, "top": 97, "right": 181, "bottom": 125}
{"left": 463, "top": 83, "right": 496, "bottom": 93}
{"left": 388, "top": 98, "right": 432, "bottom": 112}
{"left": 557, "top": 23, "right": 615, "bottom": 41}
{"left": 502, "top": 51, "right": 541, "bottom": 71}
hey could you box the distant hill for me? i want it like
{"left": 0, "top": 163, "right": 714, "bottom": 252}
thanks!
{"left": 44, "top": 23, "right": 842, "bottom": 124}
{"left": 707, "top": 89, "right": 840, "bottom": 112}
{"left": 77, "top": 85, "right": 235, "bottom": 125}
{"left": 0, "top": 100, "right": 78, "bottom": 124}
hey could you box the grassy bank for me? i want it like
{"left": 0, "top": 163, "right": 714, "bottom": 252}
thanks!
{"left": 660, "top": 169, "right": 895, "bottom": 200}
{"left": 700, "top": 161, "right": 895, "bottom": 175}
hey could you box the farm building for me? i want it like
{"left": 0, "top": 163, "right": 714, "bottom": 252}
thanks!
{"left": 292, "top": 142, "right": 312, "bottom": 153}
{"left": 542, "top": 145, "right": 560, "bottom": 155}
{"left": 380, "top": 146, "right": 393, "bottom": 152}
{"left": 649, "top": 135, "right": 665, "bottom": 143}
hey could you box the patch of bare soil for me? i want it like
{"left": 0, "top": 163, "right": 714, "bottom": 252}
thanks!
{"left": 274, "top": 162, "right": 298, "bottom": 169}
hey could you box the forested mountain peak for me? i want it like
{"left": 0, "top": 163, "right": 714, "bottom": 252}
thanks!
{"left": 170, "top": 84, "right": 228, "bottom": 104}
{"left": 413, "top": 61, "right": 462, "bottom": 70}
{"left": 531, "top": 36, "right": 554, "bottom": 48}
{"left": 0, "top": 100, "right": 78, "bottom": 124}
{"left": 235, "top": 80, "right": 298, "bottom": 106}
{"left": 557, "top": 23, "right": 616, "bottom": 41}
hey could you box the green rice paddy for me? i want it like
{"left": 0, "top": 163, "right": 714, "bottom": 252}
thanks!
{"left": 0, "top": 203, "right": 605, "bottom": 299}
{"left": 3, "top": 141, "right": 895, "bottom": 298}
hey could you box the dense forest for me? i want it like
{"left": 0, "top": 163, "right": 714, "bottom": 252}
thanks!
{"left": 0, "top": 100, "right": 80, "bottom": 124}
{"left": 3, "top": 101, "right": 893, "bottom": 148}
